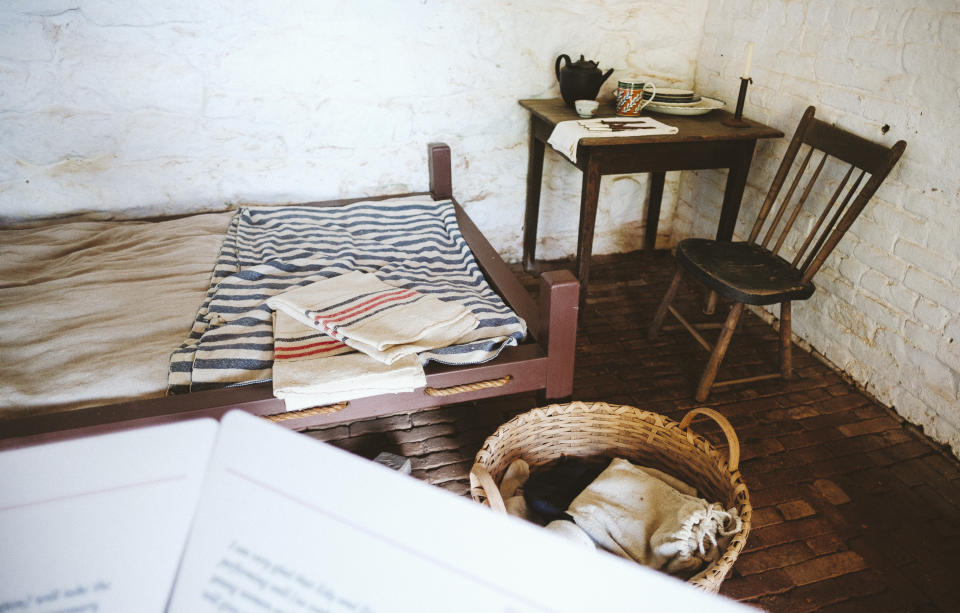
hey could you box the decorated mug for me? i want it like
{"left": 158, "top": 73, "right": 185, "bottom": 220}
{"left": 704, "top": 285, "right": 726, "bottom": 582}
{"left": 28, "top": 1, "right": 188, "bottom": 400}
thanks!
{"left": 614, "top": 78, "right": 657, "bottom": 116}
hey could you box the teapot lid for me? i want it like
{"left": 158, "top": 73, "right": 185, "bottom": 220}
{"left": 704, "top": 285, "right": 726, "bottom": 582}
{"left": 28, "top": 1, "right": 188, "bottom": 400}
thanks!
{"left": 569, "top": 54, "right": 600, "bottom": 70}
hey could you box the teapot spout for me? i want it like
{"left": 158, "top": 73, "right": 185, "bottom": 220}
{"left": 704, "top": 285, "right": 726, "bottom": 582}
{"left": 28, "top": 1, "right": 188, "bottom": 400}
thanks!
{"left": 583, "top": 67, "right": 615, "bottom": 101}
{"left": 599, "top": 67, "right": 614, "bottom": 87}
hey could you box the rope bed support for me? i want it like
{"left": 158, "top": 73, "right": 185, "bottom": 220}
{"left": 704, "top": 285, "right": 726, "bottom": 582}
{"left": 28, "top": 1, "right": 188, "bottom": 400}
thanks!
{"left": 262, "top": 402, "right": 349, "bottom": 422}
{"left": 423, "top": 375, "right": 512, "bottom": 397}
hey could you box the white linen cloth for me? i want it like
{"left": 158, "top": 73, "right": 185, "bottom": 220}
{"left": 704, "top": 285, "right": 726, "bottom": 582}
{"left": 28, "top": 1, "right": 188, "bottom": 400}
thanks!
{"left": 0, "top": 211, "right": 236, "bottom": 417}
{"left": 544, "top": 519, "right": 598, "bottom": 548}
{"left": 547, "top": 116, "right": 679, "bottom": 163}
{"left": 565, "top": 459, "right": 742, "bottom": 577}
{"left": 266, "top": 271, "right": 478, "bottom": 365}
{"left": 270, "top": 311, "right": 426, "bottom": 410}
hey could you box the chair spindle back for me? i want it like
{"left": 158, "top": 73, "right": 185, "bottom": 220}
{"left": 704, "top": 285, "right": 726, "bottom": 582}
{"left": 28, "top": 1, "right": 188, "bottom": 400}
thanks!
{"left": 746, "top": 106, "right": 906, "bottom": 284}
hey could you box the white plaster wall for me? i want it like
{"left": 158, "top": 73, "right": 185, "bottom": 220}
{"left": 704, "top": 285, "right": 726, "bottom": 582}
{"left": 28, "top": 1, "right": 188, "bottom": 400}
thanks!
{"left": 675, "top": 0, "right": 960, "bottom": 455}
{"left": 0, "top": 0, "right": 707, "bottom": 261}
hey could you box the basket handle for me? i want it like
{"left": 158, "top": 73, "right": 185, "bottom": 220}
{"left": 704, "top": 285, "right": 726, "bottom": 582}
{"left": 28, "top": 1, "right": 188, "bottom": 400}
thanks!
{"left": 679, "top": 407, "right": 741, "bottom": 473}
{"left": 469, "top": 464, "right": 507, "bottom": 513}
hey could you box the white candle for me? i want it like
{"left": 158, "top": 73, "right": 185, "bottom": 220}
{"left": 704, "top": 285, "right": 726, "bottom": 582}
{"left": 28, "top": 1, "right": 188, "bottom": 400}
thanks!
{"left": 742, "top": 42, "right": 755, "bottom": 79}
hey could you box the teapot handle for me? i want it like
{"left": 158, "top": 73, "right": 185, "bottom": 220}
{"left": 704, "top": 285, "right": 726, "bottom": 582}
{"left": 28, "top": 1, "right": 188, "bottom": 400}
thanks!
{"left": 555, "top": 54, "right": 571, "bottom": 83}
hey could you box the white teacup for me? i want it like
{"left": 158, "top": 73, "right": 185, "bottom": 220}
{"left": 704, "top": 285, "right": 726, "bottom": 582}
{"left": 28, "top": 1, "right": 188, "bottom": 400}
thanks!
{"left": 575, "top": 99, "right": 599, "bottom": 118}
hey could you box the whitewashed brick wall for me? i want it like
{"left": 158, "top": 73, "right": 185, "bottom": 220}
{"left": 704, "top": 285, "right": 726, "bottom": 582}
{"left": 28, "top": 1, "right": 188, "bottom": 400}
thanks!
{"left": 675, "top": 0, "right": 960, "bottom": 455}
{"left": 0, "top": 0, "right": 707, "bottom": 262}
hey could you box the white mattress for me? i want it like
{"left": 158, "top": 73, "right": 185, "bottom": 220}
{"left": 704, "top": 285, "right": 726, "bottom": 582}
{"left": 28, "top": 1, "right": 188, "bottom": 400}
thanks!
{"left": 0, "top": 211, "right": 235, "bottom": 418}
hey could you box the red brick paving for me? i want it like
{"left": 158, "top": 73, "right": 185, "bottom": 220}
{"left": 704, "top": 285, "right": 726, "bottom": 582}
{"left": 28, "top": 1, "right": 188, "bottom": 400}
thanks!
{"left": 303, "top": 250, "right": 960, "bottom": 611}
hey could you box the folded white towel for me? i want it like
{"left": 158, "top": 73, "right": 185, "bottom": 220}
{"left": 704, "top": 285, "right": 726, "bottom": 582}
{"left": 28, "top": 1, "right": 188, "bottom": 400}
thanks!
{"left": 266, "top": 271, "right": 478, "bottom": 364}
{"left": 271, "top": 311, "right": 426, "bottom": 409}
{"left": 566, "top": 458, "right": 742, "bottom": 577}
{"left": 547, "top": 116, "right": 679, "bottom": 163}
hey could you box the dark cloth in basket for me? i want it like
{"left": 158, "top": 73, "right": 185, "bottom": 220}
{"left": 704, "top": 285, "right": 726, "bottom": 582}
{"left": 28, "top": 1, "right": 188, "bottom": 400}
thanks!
{"left": 523, "top": 457, "right": 609, "bottom": 524}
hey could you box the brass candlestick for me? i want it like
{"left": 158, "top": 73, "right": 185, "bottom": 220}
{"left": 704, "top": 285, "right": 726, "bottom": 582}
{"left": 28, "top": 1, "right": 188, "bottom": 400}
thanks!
{"left": 722, "top": 77, "right": 752, "bottom": 128}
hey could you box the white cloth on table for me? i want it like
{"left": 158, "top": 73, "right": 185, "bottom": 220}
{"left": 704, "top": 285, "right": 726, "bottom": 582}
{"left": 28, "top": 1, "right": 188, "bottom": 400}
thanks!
{"left": 266, "top": 271, "right": 478, "bottom": 365}
{"left": 565, "top": 458, "right": 742, "bottom": 577}
{"left": 547, "top": 116, "right": 679, "bottom": 163}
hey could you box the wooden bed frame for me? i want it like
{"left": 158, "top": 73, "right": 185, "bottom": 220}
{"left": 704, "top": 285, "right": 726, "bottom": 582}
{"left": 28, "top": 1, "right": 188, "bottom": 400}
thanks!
{"left": 0, "top": 144, "right": 579, "bottom": 449}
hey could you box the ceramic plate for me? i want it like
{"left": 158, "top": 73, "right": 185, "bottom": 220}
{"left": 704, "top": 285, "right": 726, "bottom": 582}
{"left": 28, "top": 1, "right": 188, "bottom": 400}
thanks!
{"left": 646, "top": 95, "right": 702, "bottom": 105}
{"left": 645, "top": 97, "right": 725, "bottom": 116}
{"left": 655, "top": 88, "right": 696, "bottom": 97}
{"left": 643, "top": 87, "right": 700, "bottom": 104}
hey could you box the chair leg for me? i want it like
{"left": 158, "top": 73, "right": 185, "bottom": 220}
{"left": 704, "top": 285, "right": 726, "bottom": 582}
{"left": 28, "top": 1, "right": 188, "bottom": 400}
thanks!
{"left": 695, "top": 302, "right": 744, "bottom": 402}
{"left": 703, "top": 290, "right": 718, "bottom": 315}
{"left": 780, "top": 301, "right": 793, "bottom": 380}
{"left": 648, "top": 266, "right": 683, "bottom": 340}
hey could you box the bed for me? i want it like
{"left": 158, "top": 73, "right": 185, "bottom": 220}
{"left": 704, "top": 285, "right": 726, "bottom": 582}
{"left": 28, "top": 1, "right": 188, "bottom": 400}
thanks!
{"left": 0, "top": 144, "right": 579, "bottom": 448}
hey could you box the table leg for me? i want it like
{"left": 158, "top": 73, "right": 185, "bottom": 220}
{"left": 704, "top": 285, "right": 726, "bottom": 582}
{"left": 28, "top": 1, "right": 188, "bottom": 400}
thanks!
{"left": 576, "top": 157, "right": 602, "bottom": 307}
{"left": 644, "top": 171, "right": 665, "bottom": 251}
{"left": 522, "top": 121, "right": 546, "bottom": 272}
{"left": 706, "top": 140, "right": 757, "bottom": 314}
{"left": 716, "top": 141, "right": 757, "bottom": 241}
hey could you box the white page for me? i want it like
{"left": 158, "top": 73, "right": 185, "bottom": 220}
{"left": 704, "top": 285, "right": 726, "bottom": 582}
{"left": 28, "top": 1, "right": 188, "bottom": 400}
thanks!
{"left": 0, "top": 419, "right": 218, "bottom": 613}
{"left": 169, "top": 411, "right": 749, "bottom": 612}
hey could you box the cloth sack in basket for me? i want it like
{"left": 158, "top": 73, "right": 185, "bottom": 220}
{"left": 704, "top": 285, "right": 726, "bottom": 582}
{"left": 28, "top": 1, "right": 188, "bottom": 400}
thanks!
{"left": 267, "top": 271, "right": 478, "bottom": 364}
{"left": 566, "top": 458, "right": 742, "bottom": 576}
{"left": 270, "top": 311, "right": 426, "bottom": 409}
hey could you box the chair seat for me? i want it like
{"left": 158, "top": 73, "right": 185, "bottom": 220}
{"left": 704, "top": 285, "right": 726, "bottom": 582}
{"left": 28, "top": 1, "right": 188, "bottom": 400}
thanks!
{"left": 676, "top": 239, "right": 815, "bottom": 305}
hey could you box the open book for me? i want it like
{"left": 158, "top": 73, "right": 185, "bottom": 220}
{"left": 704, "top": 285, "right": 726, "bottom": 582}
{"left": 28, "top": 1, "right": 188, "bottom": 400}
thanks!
{"left": 0, "top": 410, "right": 748, "bottom": 612}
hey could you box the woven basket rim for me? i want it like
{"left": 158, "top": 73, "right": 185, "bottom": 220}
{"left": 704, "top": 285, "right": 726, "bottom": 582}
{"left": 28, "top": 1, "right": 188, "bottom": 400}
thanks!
{"left": 469, "top": 401, "right": 751, "bottom": 592}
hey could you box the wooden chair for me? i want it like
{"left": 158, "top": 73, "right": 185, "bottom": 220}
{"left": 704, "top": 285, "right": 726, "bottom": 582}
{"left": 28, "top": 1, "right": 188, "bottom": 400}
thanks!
{"left": 648, "top": 106, "right": 906, "bottom": 401}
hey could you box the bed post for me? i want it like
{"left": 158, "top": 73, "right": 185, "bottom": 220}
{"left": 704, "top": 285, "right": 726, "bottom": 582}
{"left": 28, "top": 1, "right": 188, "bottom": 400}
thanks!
{"left": 539, "top": 270, "right": 579, "bottom": 400}
{"left": 428, "top": 143, "right": 453, "bottom": 200}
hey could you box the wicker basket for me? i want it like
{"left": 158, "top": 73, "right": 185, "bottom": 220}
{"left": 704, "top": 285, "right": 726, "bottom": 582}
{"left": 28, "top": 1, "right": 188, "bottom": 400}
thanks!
{"left": 469, "top": 401, "right": 750, "bottom": 592}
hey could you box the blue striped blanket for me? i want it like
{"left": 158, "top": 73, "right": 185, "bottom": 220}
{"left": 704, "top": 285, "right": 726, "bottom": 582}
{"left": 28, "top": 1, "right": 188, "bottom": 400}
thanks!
{"left": 168, "top": 196, "right": 527, "bottom": 395}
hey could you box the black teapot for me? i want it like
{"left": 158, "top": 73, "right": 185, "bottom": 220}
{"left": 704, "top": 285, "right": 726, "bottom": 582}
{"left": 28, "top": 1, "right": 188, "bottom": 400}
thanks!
{"left": 555, "top": 54, "right": 614, "bottom": 108}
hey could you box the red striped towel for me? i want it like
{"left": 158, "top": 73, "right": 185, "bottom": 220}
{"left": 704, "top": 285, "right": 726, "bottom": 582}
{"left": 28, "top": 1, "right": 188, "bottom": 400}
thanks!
{"left": 270, "top": 311, "right": 425, "bottom": 409}
{"left": 266, "top": 271, "right": 478, "bottom": 364}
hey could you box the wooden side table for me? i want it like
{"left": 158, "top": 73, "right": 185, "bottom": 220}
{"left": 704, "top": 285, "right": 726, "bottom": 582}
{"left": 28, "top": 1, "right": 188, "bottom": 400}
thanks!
{"left": 520, "top": 98, "right": 783, "bottom": 305}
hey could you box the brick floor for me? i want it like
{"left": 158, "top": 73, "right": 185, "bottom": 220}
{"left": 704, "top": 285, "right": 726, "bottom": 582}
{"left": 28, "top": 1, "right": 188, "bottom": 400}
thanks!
{"left": 302, "top": 250, "right": 960, "bottom": 612}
